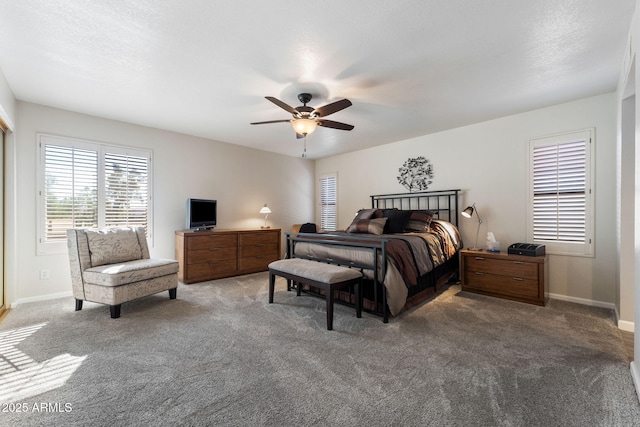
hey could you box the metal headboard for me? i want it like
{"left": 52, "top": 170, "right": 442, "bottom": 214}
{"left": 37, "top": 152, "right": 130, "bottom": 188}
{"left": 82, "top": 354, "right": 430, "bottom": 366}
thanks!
{"left": 370, "top": 189, "right": 461, "bottom": 227}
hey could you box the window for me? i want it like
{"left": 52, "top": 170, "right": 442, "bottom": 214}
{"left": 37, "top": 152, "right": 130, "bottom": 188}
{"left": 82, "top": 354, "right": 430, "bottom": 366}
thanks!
{"left": 319, "top": 174, "right": 337, "bottom": 231}
{"left": 38, "top": 134, "right": 152, "bottom": 254}
{"left": 527, "top": 129, "right": 593, "bottom": 256}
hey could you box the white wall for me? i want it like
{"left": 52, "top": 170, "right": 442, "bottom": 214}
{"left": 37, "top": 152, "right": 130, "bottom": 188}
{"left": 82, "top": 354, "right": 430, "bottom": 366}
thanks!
{"left": 316, "top": 93, "right": 617, "bottom": 306}
{"left": 11, "top": 102, "right": 314, "bottom": 304}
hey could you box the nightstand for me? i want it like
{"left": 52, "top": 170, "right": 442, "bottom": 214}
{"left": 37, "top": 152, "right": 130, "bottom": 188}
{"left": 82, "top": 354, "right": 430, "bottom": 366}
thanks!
{"left": 460, "top": 249, "right": 548, "bottom": 306}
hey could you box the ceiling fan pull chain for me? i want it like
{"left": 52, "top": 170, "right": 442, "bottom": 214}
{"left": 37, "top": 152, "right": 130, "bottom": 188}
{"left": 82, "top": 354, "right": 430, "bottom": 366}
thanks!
{"left": 302, "top": 136, "right": 307, "bottom": 158}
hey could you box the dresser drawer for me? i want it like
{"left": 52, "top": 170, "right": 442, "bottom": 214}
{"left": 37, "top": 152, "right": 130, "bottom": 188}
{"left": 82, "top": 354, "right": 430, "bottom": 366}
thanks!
{"left": 187, "top": 259, "right": 238, "bottom": 280}
{"left": 465, "top": 272, "right": 540, "bottom": 299}
{"left": 239, "top": 242, "right": 279, "bottom": 258}
{"left": 239, "top": 231, "right": 278, "bottom": 246}
{"left": 239, "top": 253, "right": 280, "bottom": 271}
{"left": 187, "top": 247, "right": 237, "bottom": 264}
{"left": 187, "top": 234, "right": 237, "bottom": 250}
{"left": 465, "top": 256, "right": 538, "bottom": 280}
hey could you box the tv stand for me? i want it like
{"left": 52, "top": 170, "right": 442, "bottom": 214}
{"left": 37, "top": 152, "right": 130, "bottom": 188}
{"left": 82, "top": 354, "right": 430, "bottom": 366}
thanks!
{"left": 175, "top": 228, "right": 281, "bottom": 284}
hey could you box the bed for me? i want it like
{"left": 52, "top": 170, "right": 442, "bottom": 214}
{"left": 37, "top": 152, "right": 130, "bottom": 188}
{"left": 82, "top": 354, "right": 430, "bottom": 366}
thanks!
{"left": 285, "top": 189, "right": 463, "bottom": 322}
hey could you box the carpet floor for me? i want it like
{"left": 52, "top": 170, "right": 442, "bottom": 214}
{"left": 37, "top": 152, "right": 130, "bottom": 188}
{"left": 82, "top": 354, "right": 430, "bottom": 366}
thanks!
{"left": 1, "top": 273, "right": 639, "bottom": 426}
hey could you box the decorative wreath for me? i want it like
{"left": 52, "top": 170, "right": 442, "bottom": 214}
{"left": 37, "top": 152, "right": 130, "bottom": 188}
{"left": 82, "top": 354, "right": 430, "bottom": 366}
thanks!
{"left": 397, "top": 156, "right": 434, "bottom": 192}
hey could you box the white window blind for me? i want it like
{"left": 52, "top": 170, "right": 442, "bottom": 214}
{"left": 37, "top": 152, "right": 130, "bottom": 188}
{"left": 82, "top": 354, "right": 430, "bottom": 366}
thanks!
{"left": 38, "top": 134, "right": 152, "bottom": 254}
{"left": 320, "top": 174, "right": 337, "bottom": 231}
{"left": 528, "top": 129, "right": 593, "bottom": 256}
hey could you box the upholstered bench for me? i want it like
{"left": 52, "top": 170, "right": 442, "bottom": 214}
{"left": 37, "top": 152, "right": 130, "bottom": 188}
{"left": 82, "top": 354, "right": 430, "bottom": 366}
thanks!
{"left": 268, "top": 258, "right": 363, "bottom": 330}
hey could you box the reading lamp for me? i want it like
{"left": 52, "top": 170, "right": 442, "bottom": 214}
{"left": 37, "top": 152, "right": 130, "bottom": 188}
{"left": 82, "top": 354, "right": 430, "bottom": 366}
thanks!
{"left": 260, "top": 204, "right": 272, "bottom": 229}
{"left": 461, "top": 203, "right": 483, "bottom": 250}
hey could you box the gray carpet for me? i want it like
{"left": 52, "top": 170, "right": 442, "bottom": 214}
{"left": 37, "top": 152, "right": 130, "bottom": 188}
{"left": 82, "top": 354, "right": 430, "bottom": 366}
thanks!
{"left": 1, "top": 273, "right": 639, "bottom": 426}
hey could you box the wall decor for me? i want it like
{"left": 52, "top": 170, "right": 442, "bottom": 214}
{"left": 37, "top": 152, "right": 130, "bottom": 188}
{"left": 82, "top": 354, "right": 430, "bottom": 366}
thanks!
{"left": 397, "top": 156, "right": 434, "bottom": 192}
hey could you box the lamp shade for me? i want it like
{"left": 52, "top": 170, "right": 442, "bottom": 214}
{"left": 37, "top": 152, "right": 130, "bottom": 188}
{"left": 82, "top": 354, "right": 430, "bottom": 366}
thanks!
{"left": 461, "top": 206, "right": 474, "bottom": 218}
{"left": 259, "top": 204, "right": 271, "bottom": 214}
{"left": 291, "top": 118, "right": 318, "bottom": 135}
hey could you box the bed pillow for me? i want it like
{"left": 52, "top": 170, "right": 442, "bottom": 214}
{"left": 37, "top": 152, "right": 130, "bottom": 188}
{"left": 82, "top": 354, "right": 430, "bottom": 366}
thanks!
{"left": 382, "top": 209, "right": 412, "bottom": 234}
{"left": 405, "top": 210, "right": 434, "bottom": 232}
{"left": 352, "top": 208, "right": 378, "bottom": 221}
{"left": 347, "top": 217, "right": 387, "bottom": 235}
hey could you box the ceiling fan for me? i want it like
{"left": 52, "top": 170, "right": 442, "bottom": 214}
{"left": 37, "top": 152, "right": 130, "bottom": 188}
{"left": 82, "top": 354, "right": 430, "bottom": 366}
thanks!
{"left": 250, "top": 93, "right": 354, "bottom": 138}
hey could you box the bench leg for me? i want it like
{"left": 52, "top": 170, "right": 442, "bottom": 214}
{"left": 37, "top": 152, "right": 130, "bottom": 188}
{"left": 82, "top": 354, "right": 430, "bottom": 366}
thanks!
{"left": 326, "top": 288, "right": 334, "bottom": 330}
{"left": 75, "top": 299, "right": 83, "bottom": 311}
{"left": 269, "top": 271, "right": 276, "bottom": 303}
{"left": 169, "top": 288, "right": 177, "bottom": 299}
{"left": 355, "top": 280, "right": 362, "bottom": 319}
{"left": 110, "top": 304, "right": 121, "bottom": 319}
{"left": 296, "top": 281, "right": 302, "bottom": 296}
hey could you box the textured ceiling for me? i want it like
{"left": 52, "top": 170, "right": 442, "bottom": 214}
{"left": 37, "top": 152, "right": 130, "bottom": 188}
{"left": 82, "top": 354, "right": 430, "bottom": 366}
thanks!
{"left": 0, "top": 0, "right": 635, "bottom": 159}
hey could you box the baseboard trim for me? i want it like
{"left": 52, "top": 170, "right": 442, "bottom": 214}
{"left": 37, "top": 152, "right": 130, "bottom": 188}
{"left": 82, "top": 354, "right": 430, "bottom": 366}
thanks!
{"left": 631, "top": 361, "right": 640, "bottom": 405}
{"left": 618, "top": 320, "right": 635, "bottom": 333}
{"left": 11, "top": 291, "right": 73, "bottom": 308}
{"left": 547, "top": 292, "right": 635, "bottom": 332}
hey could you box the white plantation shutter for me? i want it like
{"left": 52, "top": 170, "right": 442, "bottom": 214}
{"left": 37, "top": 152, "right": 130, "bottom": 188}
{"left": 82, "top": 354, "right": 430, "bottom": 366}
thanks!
{"left": 43, "top": 144, "right": 98, "bottom": 242}
{"left": 320, "top": 174, "right": 337, "bottom": 231}
{"left": 38, "top": 134, "right": 152, "bottom": 254}
{"left": 528, "top": 129, "right": 593, "bottom": 256}
{"left": 104, "top": 152, "right": 149, "bottom": 228}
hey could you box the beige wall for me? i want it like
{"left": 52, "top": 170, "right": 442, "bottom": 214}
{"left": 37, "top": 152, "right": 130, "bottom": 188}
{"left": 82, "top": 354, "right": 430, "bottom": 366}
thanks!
{"left": 10, "top": 102, "right": 315, "bottom": 304}
{"left": 316, "top": 93, "right": 617, "bottom": 306}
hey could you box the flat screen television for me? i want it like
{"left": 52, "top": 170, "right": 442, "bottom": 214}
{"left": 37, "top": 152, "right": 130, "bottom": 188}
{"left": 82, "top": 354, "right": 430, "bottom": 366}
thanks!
{"left": 186, "top": 198, "right": 217, "bottom": 230}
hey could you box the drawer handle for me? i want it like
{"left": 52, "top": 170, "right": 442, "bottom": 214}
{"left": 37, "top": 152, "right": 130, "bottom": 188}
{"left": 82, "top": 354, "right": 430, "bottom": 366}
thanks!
{"left": 255, "top": 244, "right": 265, "bottom": 247}
{"left": 209, "top": 248, "right": 220, "bottom": 251}
{"left": 208, "top": 260, "right": 220, "bottom": 265}
{"left": 474, "top": 272, "right": 484, "bottom": 275}
{"left": 512, "top": 277, "right": 524, "bottom": 281}
{"left": 512, "top": 261, "right": 524, "bottom": 264}
{"left": 208, "top": 235, "right": 220, "bottom": 238}
{"left": 474, "top": 257, "right": 485, "bottom": 260}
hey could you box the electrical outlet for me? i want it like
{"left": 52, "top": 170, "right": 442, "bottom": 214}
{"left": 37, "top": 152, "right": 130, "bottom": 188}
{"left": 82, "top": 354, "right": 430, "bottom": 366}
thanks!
{"left": 39, "top": 269, "right": 50, "bottom": 280}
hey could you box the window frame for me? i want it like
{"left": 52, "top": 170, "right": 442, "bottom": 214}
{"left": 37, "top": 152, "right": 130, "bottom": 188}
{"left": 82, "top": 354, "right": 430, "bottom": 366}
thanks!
{"left": 526, "top": 128, "right": 594, "bottom": 257}
{"left": 37, "top": 133, "right": 153, "bottom": 255}
{"left": 319, "top": 173, "right": 337, "bottom": 231}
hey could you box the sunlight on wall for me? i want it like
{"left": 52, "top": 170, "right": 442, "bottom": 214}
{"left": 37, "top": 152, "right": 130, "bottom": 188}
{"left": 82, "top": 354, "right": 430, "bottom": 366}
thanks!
{"left": 0, "top": 323, "right": 86, "bottom": 402}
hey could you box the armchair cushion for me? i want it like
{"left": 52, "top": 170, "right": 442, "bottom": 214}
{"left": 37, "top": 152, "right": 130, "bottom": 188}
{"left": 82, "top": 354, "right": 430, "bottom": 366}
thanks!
{"left": 83, "top": 258, "right": 179, "bottom": 287}
{"left": 85, "top": 228, "right": 143, "bottom": 266}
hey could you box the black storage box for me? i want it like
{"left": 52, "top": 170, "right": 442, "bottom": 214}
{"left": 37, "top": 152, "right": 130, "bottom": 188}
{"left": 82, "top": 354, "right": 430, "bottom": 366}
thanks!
{"left": 507, "top": 243, "right": 545, "bottom": 257}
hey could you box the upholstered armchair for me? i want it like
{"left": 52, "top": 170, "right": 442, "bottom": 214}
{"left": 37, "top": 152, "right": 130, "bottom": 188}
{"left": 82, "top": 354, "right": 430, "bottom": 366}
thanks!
{"left": 67, "top": 227, "right": 179, "bottom": 318}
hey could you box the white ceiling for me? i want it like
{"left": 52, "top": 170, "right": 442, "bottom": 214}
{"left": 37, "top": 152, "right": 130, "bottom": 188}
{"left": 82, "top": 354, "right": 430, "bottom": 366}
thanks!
{"left": 0, "top": 1, "right": 635, "bottom": 159}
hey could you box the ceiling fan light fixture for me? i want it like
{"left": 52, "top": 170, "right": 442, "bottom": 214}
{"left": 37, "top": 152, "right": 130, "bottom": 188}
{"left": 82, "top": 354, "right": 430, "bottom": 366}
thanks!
{"left": 291, "top": 118, "right": 317, "bottom": 135}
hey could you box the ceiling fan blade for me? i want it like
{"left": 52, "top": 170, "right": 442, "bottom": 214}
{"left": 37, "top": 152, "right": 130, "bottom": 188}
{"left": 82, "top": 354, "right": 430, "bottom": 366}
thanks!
{"left": 318, "top": 119, "right": 354, "bottom": 131}
{"left": 265, "top": 96, "right": 298, "bottom": 115}
{"left": 313, "top": 99, "right": 352, "bottom": 117}
{"left": 250, "top": 119, "right": 291, "bottom": 125}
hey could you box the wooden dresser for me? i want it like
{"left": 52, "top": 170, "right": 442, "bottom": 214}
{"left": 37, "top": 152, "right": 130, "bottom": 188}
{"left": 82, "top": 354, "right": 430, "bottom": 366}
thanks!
{"left": 175, "top": 229, "right": 281, "bottom": 284}
{"left": 460, "top": 249, "right": 547, "bottom": 306}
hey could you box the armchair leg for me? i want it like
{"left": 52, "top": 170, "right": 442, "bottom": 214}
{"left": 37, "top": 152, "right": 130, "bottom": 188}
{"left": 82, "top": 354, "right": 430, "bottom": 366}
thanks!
{"left": 110, "top": 304, "right": 121, "bottom": 319}
{"left": 169, "top": 288, "right": 177, "bottom": 299}
{"left": 75, "top": 299, "right": 83, "bottom": 311}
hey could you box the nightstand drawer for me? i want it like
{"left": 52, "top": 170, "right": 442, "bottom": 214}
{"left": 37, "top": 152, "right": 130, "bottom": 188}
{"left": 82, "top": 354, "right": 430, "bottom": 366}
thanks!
{"left": 465, "top": 272, "right": 540, "bottom": 299}
{"left": 464, "top": 256, "right": 538, "bottom": 280}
